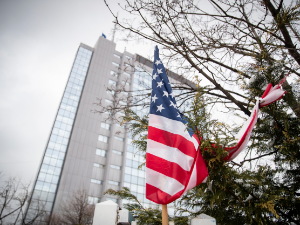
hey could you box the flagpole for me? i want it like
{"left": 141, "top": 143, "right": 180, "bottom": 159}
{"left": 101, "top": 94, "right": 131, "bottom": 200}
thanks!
{"left": 162, "top": 204, "right": 168, "bottom": 225}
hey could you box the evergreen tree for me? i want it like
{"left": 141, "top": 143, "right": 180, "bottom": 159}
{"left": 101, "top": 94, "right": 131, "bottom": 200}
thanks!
{"left": 100, "top": 0, "right": 300, "bottom": 224}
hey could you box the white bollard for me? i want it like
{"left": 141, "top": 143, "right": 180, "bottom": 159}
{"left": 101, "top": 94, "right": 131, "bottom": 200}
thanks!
{"left": 92, "top": 200, "right": 119, "bottom": 225}
{"left": 119, "top": 209, "right": 130, "bottom": 223}
{"left": 191, "top": 214, "right": 216, "bottom": 225}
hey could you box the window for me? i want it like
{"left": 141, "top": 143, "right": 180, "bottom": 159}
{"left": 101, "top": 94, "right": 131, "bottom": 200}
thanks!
{"left": 110, "top": 165, "right": 121, "bottom": 170}
{"left": 114, "top": 136, "right": 124, "bottom": 142}
{"left": 109, "top": 80, "right": 117, "bottom": 86}
{"left": 123, "top": 72, "right": 131, "bottom": 77}
{"left": 88, "top": 196, "right": 100, "bottom": 204}
{"left": 93, "top": 163, "right": 104, "bottom": 168}
{"left": 106, "top": 197, "right": 117, "bottom": 203}
{"left": 118, "top": 112, "right": 125, "bottom": 117}
{"left": 101, "top": 122, "right": 110, "bottom": 130}
{"left": 119, "top": 101, "right": 127, "bottom": 105}
{"left": 114, "top": 54, "right": 121, "bottom": 59}
{"left": 123, "top": 92, "right": 129, "bottom": 97}
{"left": 122, "top": 80, "right": 130, "bottom": 86}
{"left": 125, "top": 55, "right": 132, "bottom": 60}
{"left": 105, "top": 99, "right": 113, "bottom": 104}
{"left": 112, "top": 62, "right": 119, "bottom": 67}
{"left": 110, "top": 71, "right": 118, "bottom": 77}
{"left": 116, "top": 123, "right": 125, "bottom": 128}
{"left": 98, "top": 135, "right": 108, "bottom": 143}
{"left": 107, "top": 90, "right": 115, "bottom": 95}
{"left": 96, "top": 149, "right": 107, "bottom": 157}
{"left": 91, "top": 179, "right": 102, "bottom": 184}
{"left": 112, "top": 150, "right": 123, "bottom": 155}
{"left": 108, "top": 180, "right": 120, "bottom": 186}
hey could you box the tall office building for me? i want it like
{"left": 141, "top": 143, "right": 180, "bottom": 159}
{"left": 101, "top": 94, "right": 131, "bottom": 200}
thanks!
{"left": 25, "top": 36, "right": 192, "bottom": 224}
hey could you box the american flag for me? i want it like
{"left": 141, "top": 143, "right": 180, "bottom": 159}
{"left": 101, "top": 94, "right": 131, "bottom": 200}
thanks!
{"left": 146, "top": 46, "right": 209, "bottom": 204}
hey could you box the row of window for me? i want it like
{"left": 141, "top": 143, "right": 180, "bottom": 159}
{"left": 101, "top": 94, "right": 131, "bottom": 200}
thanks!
{"left": 58, "top": 108, "right": 76, "bottom": 120}
{"left": 67, "top": 81, "right": 83, "bottom": 92}
{"left": 31, "top": 190, "right": 55, "bottom": 205}
{"left": 72, "top": 67, "right": 88, "bottom": 77}
{"left": 107, "top": 90, "right": 115, "bottom": 96}
{"left": 110, "top": 165, "right": 121, "bottom": 170}
{"left": 98, "top": 135, "right": 125, "bottom": 143}
{"left": 50, "top": 134, "right": 69, "bottom": 145}
{"left": 110, "top": 70, "right": 131, "bottom": 78}
{"left": 91, "top": 179, "right": 102, "bottom": 184}
{"left": 95, "top": 149, "right": 123, "bottom": 157}
{"left": 114, "top": 54, "right": 132, "bottom": 61}
{"left": 45, "top": 149, "right": 65, "bottom": 160}
{"left": 101, "top": 122, "right": 110, "bottom": 130}
{"left": 106, "top": 90, "right": 128, "bottom": 98}
{"left": 90, "top": 179, "right": 120, "bottom": 186}
{"left": 112, "top": 62, "right": 119, "bottom": 67}
{"left": 106, "top": 197, "right": 118, "bottom": 203}
{"left": 73, "top": 62, "right": 89, "bottom": 72}
{"left": 88, "top": 196, "right": 100, "bottom": 204}
{"left": 38, "top": 173, "right": 59, "bottom": 184}
{"left": 109, "top": 79, "right": 131, "bottom": 87}
{"left": 125, "top": 166, "right": 145, "bottom": 178}
{"left": 123, "top": 182, "right": 144, "bottom": 194}
{"left": 105, "top": 99, "right": 113, "bottom": 104}
{"left": 48, "top": 141, "right": 67, "bottom": 153}
{"left": 43, "top": 156, "right": 63, "bottom": 168}
{"left": 70, "top": 70, "right": 86, "bottom": 81}
{"left": 124, "top": 174, "right": 145, "bottom": 185}
{"left": 108, "top": 180, "right": 120, "bottom": 186}
{"left": 50, "top": 128, "right": 70, "bottom": 141}
{"left": 126, "top": 152, "right": 144, "bottom": 162}
{"left": 93, "top": 163, "right": 104, "bottom": 168}
{"left": 93, "top": 162, "right": 121, "bottom": 170}
{"left": 60, "top": 103, "right": 77, "bottom": 113}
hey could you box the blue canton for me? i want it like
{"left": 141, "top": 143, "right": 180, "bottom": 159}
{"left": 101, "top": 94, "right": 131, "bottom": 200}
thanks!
{"left": 150, "top": 46, "right": 194, "bottom": 137}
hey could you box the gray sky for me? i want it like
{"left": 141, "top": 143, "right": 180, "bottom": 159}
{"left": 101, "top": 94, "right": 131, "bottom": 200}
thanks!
{"left": 0, "top": 0, "right": 152, "bottom": 183}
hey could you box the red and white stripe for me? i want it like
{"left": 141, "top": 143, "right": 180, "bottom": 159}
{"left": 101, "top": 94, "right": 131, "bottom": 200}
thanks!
{"left": 146, "top": 114, "right": 208, "bottom": 204}
{"left": 224, "top": 79, "right": 286, "bottom": 161}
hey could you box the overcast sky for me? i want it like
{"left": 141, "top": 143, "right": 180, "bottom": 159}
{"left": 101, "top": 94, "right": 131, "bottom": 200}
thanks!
{"left": 0, "top": 0, "right": 154, "bottom": 183}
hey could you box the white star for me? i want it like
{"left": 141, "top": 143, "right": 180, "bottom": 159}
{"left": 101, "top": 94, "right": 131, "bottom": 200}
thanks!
{"left": 169, "top": 92, "right": 175, "bottom": 98}
{"left": 157, "top": 80, "right": 164, "bottom": 88}
{"left": 177, "top": 112, "right": 181, "bottom": 118}
{"left": 152, "top": 94, "right": 158, "bottom": 103}
{"left": 162, "top": 91, "right": 169, "bottom": 97}
{"left": 156, "top": 104, "right": 165, "bottom": 112}
{"left": 170, "top": 101, "right": 177, "bottom": 109}
{"left": 153, "top": 73, "right": 158, "bottom": 80}
{"left": 157, "top": 68, "right": 163, "bottom": 74}
{"left": 155, "top": 60, "right": 162, "bottom": 66}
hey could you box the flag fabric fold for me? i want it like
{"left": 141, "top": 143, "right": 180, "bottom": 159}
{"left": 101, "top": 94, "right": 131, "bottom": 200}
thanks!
{"left": 223, "top": 78, "right": 287, "bottom": 161}
{"left": 146, "top": 46, "right": 209, "bottom": 205}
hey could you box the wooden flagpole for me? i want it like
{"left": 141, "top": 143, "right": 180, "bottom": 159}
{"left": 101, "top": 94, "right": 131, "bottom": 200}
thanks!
{"left": 162, "top": 204, "right": 168, "bottom": 225}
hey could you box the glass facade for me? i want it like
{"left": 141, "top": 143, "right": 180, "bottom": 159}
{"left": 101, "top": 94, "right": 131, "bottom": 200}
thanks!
{"left": 122, "top": 67, "right": 157, "bottom": 208}
{"left": 25, "top": 47, "right": 92, "bottom": 223}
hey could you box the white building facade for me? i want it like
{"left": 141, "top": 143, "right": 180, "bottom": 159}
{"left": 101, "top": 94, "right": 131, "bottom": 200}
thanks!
{"left": 25, "top": 36, "right": 193, "bottom": 224}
